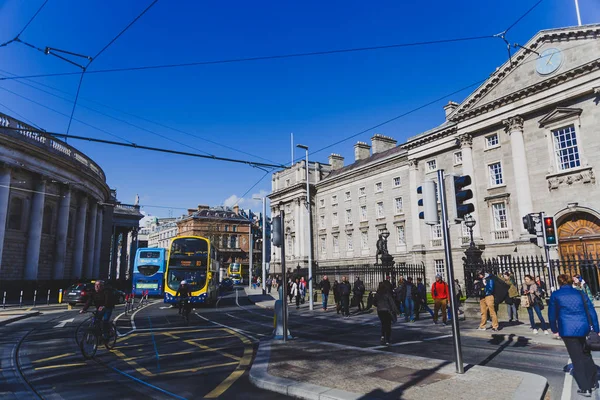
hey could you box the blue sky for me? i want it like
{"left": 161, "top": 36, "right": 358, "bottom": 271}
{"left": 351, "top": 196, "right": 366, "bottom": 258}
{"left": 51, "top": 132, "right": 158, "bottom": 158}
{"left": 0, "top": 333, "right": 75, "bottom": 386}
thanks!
{"left": 0, "top": 0, "right": 598, "bottom": 218}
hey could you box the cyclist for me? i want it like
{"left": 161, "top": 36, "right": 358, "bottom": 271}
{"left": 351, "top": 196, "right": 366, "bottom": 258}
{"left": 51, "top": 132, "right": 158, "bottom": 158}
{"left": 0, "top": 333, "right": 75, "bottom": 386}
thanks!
{"left": 80, "top": 280, "right": 115, "bottom": 341}
{"left": 176, "top": 280, "right": 191, "bottom": 316}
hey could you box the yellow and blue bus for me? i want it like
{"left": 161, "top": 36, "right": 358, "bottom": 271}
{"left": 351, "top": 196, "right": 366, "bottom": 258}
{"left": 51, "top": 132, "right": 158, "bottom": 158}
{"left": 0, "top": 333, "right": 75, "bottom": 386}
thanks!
{"left": 228, "top": 263, "right": 243, "bottom": 285}
{"left": 164, "top": 236, "right": 219, "bottom": 305}
{"left": 132, "top": 248, "right": 166, "bottom": 296}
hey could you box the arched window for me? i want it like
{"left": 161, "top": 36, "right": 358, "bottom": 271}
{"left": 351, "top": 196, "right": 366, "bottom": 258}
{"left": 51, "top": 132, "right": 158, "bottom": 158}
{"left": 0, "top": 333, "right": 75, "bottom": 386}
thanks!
{"left": 42, "top": 204, "right": 54, "bottom": 234}
{"left": 7, "top": 197, "right": 24, "bottom": 230}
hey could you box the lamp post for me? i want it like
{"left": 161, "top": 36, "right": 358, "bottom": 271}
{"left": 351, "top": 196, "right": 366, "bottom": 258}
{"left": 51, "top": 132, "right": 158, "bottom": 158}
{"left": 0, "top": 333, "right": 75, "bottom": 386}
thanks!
{"left": 297, "top": 144, "right": 314, "bottom": 311}
{"left": 253, "top": 196, "right": 267, "bottom": 295}
{"left": 464, "top": 215, "right": 476, "bottom": 248}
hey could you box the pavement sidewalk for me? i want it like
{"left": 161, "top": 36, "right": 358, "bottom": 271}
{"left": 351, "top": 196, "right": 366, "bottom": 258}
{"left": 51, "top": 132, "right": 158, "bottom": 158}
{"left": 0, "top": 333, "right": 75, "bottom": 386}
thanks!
{"left": 250, "top": 338, "right": 548, "bottom": 400}
{"left": 0, "top": 311, "right": 40, "bottom": 326}
{"left": 243, "top": 286, "right": 277, "bottom": 309}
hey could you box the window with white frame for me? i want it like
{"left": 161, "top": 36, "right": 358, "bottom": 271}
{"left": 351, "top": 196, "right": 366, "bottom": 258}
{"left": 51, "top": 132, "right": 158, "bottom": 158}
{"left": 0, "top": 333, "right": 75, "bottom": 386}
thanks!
{"left": 359, "top": 187, "right": 366, "bottom": 197}
{"left": 552, "top": 124, "right": 580, "bottom": 171}
{"left": 393, "top": 176, "right": 401, "bottom": 187}
{"left": 347, "top": 232, "right": 353, "bottom": 251}
{"left": 454, "top": 151, "right": 463, "bottom": 165}
{"left": 375, "top": 182, "right": 383, "bottom": 192}
{"left": 332, "top": 195, "right": 338, "bottom": 205}
{"left": 361, "top": 231, "right": 369, "bottom": 249}
{"left": 345, "top": 191, "right": 351, "bottom": 201}
{"left": 396, "top": 224, "right": 406, "bottom": 245}
{"left": 488, "top": 162, "right": 504, "bottom": 186}
{"left": 345, "top": 209, "right": 352, "bottom": 224}
{"left": 461, "top": 222, "right": 471, "bottom": 245}
{"left": 319, "top": 215, "right": 325, "bottom": 229}
{"left": 430, "top": 223, "right": 442, "bottom": 247}
{"left": 486, "top": 133, "right": 499, "bottom": 148}
{"left": 434, "top": 259, "right": 445, "bottom": 277}
{"left": 492, "top": 202, "right": 509, "bottom": 230}
{"left": 426, "top": 159, "right": 437, "bottom": 172}
{"left": 360, "top": 205, "right": 367, "bottom": 221}
{"left": 319, "top": 198, "right": 325, "bottom": 208}
{"left": 376, "top": 202, "right": 384, "bottom": 218}
{"left": 332, "top": 212, "right": 339, "bottom": 226}
{"left": 332, "top": 235, "right": 339, "bottom": 253}
{"left": 394, "top": 197, "right": 403, "bottom": 214}
{"left": 320, "top": 236, "right": 327, "bottom": 254}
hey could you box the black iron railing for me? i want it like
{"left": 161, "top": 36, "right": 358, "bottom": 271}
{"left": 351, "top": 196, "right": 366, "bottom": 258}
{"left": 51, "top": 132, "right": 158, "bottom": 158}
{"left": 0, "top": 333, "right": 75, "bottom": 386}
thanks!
{"left": 314, "top": 263, "right": 426, "bottom": 292}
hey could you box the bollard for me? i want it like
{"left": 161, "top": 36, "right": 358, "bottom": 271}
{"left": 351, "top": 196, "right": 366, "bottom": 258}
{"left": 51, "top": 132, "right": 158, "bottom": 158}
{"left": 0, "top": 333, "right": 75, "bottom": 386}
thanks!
{"left": 19, "top": 290, "right": 23, "bottom": 308}
{"left": 58, "top": 289, "right": 63, "bottom": 304}
{"left": 2, "top": 291, "right": 5, "bottom": 309}
{"left": 47, "top": 289, "right": 51, "bottom": 306}
{"left": 273, "top": 299, "right": 292, "bottom": 340}
{"left": 33, "top": 289, "right": 37, "bottom": 307}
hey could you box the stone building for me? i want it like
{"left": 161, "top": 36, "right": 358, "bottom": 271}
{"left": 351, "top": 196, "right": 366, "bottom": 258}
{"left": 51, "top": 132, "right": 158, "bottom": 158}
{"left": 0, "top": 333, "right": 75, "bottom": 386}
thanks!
{"left": 0, "top": 112, "right": 142, "bottom": 293}
{"left": 269, "top": 24, "right": 600, "bottom": 283}
{"left": 146, "top": 217, "right": 179, "bottom": 249}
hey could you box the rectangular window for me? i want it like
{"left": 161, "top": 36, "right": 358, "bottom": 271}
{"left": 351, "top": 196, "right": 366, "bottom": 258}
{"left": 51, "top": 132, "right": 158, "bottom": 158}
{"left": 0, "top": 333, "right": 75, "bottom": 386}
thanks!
{"left": 345, "top": 209, "right": 352, "bottom": 224}
{"left": 333, "top": 235, "right": 339, "bottom": 253}
{"left": 488, "top": 162, "right": 504, "bottom": 186}
{"left": 394, "top": 197, "right": 403, "bottom": 214}
{"left": 426, "top": 159, "right": 437, "bottom": 172}
{"left": 319, "top": 215, "right": 325, "bottom": 229}
{"left": 376, "top": 202, "right": 384, "bottom": 218}
{"left": 434, "top": 259, "right": 445, "bottom": 277}
{"left": 232, "top": 226, "right": 237, "bottom": 232}
{"left": 454, "top": 151, "right": 463, "bottom": 165}
{"left": 347, "top": 233, "right": 353, "bottom": 251}
{"left": 486, "top": 134, "right": 499, "bottom": 148}
{"left": 359, "top": 187, "right": 366, "bottom": 197}
{"left": 553, "top": 124, "right": 580, "bottom": 171}
{"left": 492, "top": 202, "right": 509, "bottom": 230}
{"left": 431, "top": 224, "right": 442, "bottom": 239}
{"left": 375, "top": 182, "right": 383, "bottom": 192}
{"left": 224, "top": 225, "right": 229, "bottom": 232}
{"left": 361, "top": 231, "right": 369, "bottom": 250}
{"left": 332, "top": 212, "right": 339, "bottom": 226}
{"left": 345, "top": 191, "right": 351, "bottom": 201}
{"left": 396, "top": 225, "right": 406, "bottom": 245}
{"left": 331, "top": 195, "right": 338, "bottom": 205}
{"left": 319, "top": 198, "right": 325, "bottom": 208}
{"left": 320, "top": 236, "right": 326, "bottom": 254}
{"left": 360, "top": 205, "right": 367, "bottom": 221}
{"left": 393, "top": 177, "right": 401, "bottom": 187}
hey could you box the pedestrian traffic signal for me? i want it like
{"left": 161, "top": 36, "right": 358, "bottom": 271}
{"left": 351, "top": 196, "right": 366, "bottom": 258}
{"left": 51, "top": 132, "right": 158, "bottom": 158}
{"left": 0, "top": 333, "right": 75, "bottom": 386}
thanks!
{"left": 453, "top": 175, "right": 474, "bottom": 220}
{"left": 542, "top": 216, "right": 558, "bottom": 246}
{"left": 522, "top": 214, "right": 536, "bottom": 235}
{"left": 417, "top": 180, "right": 438, "bottom": 225}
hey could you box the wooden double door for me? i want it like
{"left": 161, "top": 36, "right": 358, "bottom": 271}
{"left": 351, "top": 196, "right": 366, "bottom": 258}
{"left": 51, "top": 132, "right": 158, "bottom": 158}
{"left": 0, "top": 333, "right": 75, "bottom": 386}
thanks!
{"left": 558, "top": 212, "right": 600, "bottom": 259}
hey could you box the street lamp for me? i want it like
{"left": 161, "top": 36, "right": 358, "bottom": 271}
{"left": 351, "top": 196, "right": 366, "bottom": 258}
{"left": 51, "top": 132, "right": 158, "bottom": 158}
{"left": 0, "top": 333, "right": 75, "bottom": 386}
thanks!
{"left": 253, "top": 195, "right": 267, "bottom": 295}
{"left": 296, "top": 144, "right": 314, "bottom": 311}
{"left": 464, "top": 215, "right": 476, "bottom": 248}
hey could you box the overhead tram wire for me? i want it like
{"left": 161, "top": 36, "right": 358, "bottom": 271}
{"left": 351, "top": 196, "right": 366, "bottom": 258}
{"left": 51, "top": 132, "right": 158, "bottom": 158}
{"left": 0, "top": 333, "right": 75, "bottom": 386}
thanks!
{"left": 0, "top": 101, "right": 45, "bottom": 131}
{"left": 0, "top": 0, "right": 49, "bottom": 48}
{"left": 504, "top": 0, "right": 546, "bottom": 34}
{"left": 1, "top": 126, "right": 285, "bottom": 169}
{"left": 0, "top": 34, "right": 497, "bottom": 81}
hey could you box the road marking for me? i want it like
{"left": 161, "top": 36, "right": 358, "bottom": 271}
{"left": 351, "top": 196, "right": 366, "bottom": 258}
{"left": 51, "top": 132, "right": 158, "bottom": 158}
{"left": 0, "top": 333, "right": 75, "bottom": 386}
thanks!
{"left": 53, "top": 317, "right": 74, "bottom": 328}
{"left": 186, "top": 335, "right": 236, "bottom": 342}
{"left": 225, "top": 312, "right": 273, "bottom": 329}
{"left": 561, "top": 358, "right": 572, "bottom": 400}
{"left": 34, "top": 362, "right": 86, "bottom": 371}
{"left": 162, "top": 332, "right": 181, "bottom": 340}
{"left": 32, "top": 353, "right": 75, "bottom": 363}
{"left": 183, "top": 340, "right": 241, "bottom": 361}
{"left": 424, "top": 334, "right": 453, "bottom": 341}
{"left": 111, "top": 348, "right": 154, "bottom": 377}
{"left": 160, "top": 361, "right": 239, "bottom": 376}
{"left": 195, "top": 312, "right": 266, "bottom": 340}
{"left": 367, "top": 335, "right": 452, "bottom": 350}
{"left": 148, "top": 316, "right": 161, "bottom": 373}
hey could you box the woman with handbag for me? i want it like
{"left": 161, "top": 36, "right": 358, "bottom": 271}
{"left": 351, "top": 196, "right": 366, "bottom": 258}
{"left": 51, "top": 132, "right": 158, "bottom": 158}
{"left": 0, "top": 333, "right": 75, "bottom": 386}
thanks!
{"left": 503, "top": 271, "right": 520, "bottom": 323}
{"left": 374, "top": 281, "right": 399, "bottom": 345}
{"left": 522, "top": 275, "right": 550, "bottom": 334}
{"left": 549, "top": 274, "right": 600, "bottom": 397}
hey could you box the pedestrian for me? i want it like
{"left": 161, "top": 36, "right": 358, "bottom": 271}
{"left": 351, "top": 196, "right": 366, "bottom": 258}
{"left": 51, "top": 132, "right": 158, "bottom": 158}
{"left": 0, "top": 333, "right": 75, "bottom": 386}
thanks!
{"left": 339, "top": 276, "right": 351, "bottom": 317}
{"left": 535, "top": 276, "right": 548, "bottom": 299}
{"left": 353, "top": 276, "right": 365, "bottom": 311}
{"left": 399, "top": 277, "right": 417, "bottom": 322}
{"left": 474, "top": 273, "right": 487, "bottom": 330}
{"left": 287, "top": 278, "right": 294, "bottom": 303}
{"left": 415, "top": 277, "right": 433, "bottom": 320}
{"left": 266, "top": 275, "right": 273, "bottom": 294}
{"left": 431, "top": 274, "right": 449, "bottom": 325}
{"left": 453, "top": 279, "right": 463, "bottom": 314}
{"left": 477, "top": 272, "right": 499, "bottom": 331}
{"left": 522, "top": 274, "right": 550, "bottom": 334}
{"left": 299, "top": 277, "right": 307, "bottom": 304}
{"left": 549, "top": 274, "right": 600, "bottom": 397}
{"left": 503, "top": 271, "right": 520, "bottom": 323}
{"left": 319, "top": 275, "right": 331, "bottom": 311}
{"left": 573, "top": 274, "right": 594, "bottom": 304}
{"left": 374, "top": 281, "right": 399, "bottom": 345}
{"left": 396, "top": 277, "right": 406, "bottom": 316}
{"left": 292, "top": 278, "right": 300, "bottom": 309}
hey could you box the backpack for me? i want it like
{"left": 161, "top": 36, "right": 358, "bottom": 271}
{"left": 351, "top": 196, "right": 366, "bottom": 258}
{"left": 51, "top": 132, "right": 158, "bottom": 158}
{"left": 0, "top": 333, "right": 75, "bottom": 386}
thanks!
{"left": 491, "top": 275, "right": 509, "bottom": 305}
{"left": 339, "top": 283, "right": 350, "bottom": 296}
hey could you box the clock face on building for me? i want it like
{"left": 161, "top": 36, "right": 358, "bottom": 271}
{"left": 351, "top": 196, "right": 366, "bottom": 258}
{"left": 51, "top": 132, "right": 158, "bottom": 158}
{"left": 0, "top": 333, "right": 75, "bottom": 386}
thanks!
{"left": 536, "top": 48, "right": 563, "bottom": 75}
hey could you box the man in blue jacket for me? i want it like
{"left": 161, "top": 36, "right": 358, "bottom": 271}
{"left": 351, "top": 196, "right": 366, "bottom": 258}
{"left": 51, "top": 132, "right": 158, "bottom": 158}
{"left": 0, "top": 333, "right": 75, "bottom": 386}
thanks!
{"left": 549, "top": 274, "right": 600, "bottom": 397}
{"left": 478, "top": 272, "right": 499, "bottom": 332}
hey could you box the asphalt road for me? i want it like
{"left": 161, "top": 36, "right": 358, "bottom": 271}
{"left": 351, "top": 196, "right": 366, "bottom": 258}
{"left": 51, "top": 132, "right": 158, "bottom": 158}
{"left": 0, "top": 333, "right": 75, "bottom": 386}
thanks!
{"left": 0, "top": 288, "right": 582, "bottom": 399}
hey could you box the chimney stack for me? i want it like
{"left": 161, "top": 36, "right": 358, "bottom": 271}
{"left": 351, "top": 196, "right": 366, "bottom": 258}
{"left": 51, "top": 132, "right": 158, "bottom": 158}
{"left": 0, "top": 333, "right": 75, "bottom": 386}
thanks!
{"left": 443, "top": 101, "right": 459, "bottom": 120}
{"left": 197, "top": 204, "right": 209, "bottom": 211}
{"left": 354, "top": 141, "right": 371, "bottom": 162}
{"left": 371, "top": 134, "right": 397, "bottom": 154}
{"left": 187, "top": 208, "right": 196, "bottom": 216}
{"left": 328, "top": 153, "right": 344, "bottom": 170}
{"left": 233, "top": 204, "right": 240, "bottom": 215}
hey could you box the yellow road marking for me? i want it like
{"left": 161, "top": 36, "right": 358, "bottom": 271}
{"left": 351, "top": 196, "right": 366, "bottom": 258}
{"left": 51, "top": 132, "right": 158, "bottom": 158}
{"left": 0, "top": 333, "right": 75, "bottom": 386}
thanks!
{"left": 159, "top": 361, "right": 238, "bottom": 376}
{"left": 183, "top": 340, "right": 241, "bottom": 361}
{"left": 111, "top": 349, "right": 154, "bottom": 377}
{"left": 26, "top": 307, "right": 33, "bottom": 311}
{"left": 135, "top": 328, "right": 223, "bottom": 337}
{"left": 32, "top": 353, "right": 75, "bottom": 364}
{"left": 35, "top": 362, "right": 86, "bottom": 371}
{"left": 162, "top": 332, "right": 180, "bottom": 340}
{"left": 187, "top": 335, "right": 236, "bottom": 342}
{"left": 115, "top": 343, "right": 146, "bottom": 349}
{"left": 203, "top": 328, "right": 253, "bottom": 398}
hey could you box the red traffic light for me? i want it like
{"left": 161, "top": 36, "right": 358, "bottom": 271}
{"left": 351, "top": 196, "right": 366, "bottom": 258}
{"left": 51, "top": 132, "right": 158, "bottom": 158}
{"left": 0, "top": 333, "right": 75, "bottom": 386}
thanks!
{"left": 544, "top": 217, "right": 553, "bottom": 227}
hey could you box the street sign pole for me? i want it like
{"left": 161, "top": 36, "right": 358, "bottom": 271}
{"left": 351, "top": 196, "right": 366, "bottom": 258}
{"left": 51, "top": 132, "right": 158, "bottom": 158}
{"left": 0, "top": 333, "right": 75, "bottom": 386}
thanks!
{"left": 437, "top": 169, "right": 464, "bottom": 374}
{"left": 279, "top": 209, "right": 289, "bottom": 342}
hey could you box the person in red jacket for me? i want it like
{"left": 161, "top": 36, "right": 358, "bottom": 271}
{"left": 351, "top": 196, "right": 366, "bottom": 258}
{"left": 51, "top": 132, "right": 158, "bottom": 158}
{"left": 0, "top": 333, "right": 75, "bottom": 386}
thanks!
{"left": 431, "top": 274, "right": 449, "bottom": 325}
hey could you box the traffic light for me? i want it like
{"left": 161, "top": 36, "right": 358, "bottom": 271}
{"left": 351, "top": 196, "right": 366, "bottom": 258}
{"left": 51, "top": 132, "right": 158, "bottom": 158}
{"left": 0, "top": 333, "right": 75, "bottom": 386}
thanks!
{"left": 417, "top": 180, "right": 438, "bottom": 225}
{"left": 522, "top": 214, "right": 536, "bottom": 235}
{"left": 542, "top": 216, "right": 558, "bottom": 246}
{"left": 453, "top": 175, "right": 474, "bottom": 220}
{"left": 272, "top": 216, "right": 282, "bottom": 247}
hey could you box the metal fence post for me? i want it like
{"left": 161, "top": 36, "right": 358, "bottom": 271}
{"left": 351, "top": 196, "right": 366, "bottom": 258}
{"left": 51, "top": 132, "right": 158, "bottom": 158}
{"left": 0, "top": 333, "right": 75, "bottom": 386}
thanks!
{"left": 33, "top": 289, "right": 37, "bottom": 307}
{"left": 19, "top": 290, "right": 23, "bottom": 308}
{"left": 2, "top": 291, "right": 6, "bottom": 309}
{"left": 47, "top": 289, "right": 51, "bottom": 306}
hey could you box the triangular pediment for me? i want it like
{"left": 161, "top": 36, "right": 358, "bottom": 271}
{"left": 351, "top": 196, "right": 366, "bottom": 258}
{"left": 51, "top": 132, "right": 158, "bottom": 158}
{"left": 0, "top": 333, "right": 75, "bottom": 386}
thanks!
{"left": 448, "top": 24, "right": 600, "bottom": 122}
{"left": 538, "top": 107, "right": 582, "bottom": 127}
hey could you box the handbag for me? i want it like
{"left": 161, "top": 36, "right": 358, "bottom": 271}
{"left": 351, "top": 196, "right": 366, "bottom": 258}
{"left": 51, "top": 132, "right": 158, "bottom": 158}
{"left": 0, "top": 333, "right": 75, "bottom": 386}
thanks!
{"left": 520, "top": 294, "right": 530, "bottom": 308}
{"left": 534, "top": 295, "right": 544, "bottom": 310}
{"left": 580, "top": 291, "right": 600, "bottom": 351}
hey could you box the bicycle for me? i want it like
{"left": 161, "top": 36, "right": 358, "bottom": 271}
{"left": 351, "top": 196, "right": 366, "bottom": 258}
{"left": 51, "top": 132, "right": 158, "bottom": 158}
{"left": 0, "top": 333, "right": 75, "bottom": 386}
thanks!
{"left": 77, "top": 310, "right": 117, "bottom": 359}
{"left": 178, "top": 297, "right": 192, "bottom": 323}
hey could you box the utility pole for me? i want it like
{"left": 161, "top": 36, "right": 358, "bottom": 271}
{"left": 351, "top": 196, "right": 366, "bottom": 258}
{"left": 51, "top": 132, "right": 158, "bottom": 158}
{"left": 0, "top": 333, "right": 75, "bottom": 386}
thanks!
{"left": 297, "top": 144, "right": 314, "bottom": 311}
{"left": 249, "top": 223, "right": 253, "bottom": 289}
{"left": 575, "top": 0, "right": 582, "bottom": 26}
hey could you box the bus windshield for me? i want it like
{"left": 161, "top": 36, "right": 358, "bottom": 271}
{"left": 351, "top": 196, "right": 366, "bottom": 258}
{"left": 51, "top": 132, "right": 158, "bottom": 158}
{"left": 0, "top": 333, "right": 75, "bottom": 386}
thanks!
{"left": 167, "top": 269, "right": 206, "bottom": 292}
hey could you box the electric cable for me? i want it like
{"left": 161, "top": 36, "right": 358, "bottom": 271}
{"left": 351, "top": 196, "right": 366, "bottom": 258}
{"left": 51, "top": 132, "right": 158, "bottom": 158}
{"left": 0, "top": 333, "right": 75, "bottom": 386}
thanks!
{"left": 0, "top": 101, "right": 44, "bottom": 130}
{"left": 505, "top": 0, "right": 546, "bottom": 33}
{"left": 0, "top": 0, "right": 48, "bottom": 48}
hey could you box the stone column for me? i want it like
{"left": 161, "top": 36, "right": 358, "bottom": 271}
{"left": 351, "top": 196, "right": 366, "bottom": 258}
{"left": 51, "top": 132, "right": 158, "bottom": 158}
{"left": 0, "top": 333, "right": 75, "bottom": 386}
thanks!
{"left": 53, "top": 186, "right": 71, "bottom": 280}
{"left": 408, "top": 159, "right": 424, "bottom": 251}
{"left": 503, "top": 116, "right": 533, "bottom": 237}
{"left": 93, "top": 207, "right": 103, "bottom": 278}
{"left": 0, "top": 166, "right": 11, "bottom": 272}
{"left": 458, "top": 133, "right": 482, "bottom": 240}
{"left": 129, "top": 228, "right": 138, "bottom": 274}
{"left": 25, "top": 179, "right": 46, "bottom": 280}
{"left": 84, "top": 200, "right": 97, "bottom": 278}
{"left": 110, "top": 225, "right": 119, "bottom": 279}
{"left": 119, "top": 230, "right": 129, "bottom": 280}
{"left": 72, "top": 193, "right": 88, "bottom": 279}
